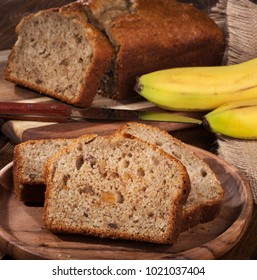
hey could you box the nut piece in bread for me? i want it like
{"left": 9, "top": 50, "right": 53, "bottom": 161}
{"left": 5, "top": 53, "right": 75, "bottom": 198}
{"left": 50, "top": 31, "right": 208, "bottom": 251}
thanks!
{"left": 5, "top": 0, "right": 225, "bottom": 105}
{"left": 4, "top": 3, "right": 114, "bottom": 107}
{"left": 43, "top": 134, "right": 190, "bottom": 244}
{"left": 117, "top": 122, "right": 224, "bottom": 230}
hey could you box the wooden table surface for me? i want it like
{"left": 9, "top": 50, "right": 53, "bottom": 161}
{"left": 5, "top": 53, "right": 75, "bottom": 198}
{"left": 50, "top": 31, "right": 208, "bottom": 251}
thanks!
{"left": 0, "top": 0, "right": 256, "bottom": 260}
{"left": 0, "top": 126, "right": 257, "bottom": 260}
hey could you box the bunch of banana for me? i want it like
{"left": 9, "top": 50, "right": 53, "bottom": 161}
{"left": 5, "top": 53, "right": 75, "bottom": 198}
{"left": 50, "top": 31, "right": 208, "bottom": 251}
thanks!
{"left": 135, "top": 58, "right": 257, "bottom": 111}
{"left": 203, "top": 99, "right": 257, "bottom": 139}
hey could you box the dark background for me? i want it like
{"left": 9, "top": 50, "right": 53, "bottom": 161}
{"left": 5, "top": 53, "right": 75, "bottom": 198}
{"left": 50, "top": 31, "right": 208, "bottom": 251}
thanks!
{"left": 0, "top": 0, "right": 219, "bottom": 50}
{"left": 0, "top": 0, "right": 74, "bottom": 50}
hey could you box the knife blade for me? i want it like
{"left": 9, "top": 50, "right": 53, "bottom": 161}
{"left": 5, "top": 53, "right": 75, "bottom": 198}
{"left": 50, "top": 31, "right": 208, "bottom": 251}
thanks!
{"left": 0, "top": 102, "right": 202, "bottom": 124}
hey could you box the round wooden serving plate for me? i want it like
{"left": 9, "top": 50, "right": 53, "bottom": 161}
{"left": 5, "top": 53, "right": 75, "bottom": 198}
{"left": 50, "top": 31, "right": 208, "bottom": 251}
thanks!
{"left": 0, "top": 146, "right": 253, "bottom": 260}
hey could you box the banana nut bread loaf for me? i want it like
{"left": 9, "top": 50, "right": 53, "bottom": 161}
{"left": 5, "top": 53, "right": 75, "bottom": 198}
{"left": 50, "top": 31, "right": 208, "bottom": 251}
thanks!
{"left": 13, "top": 135, "right": 96, "bottom": 202}
{"left": 118, "top": 122, "right": 224, "bottom": 231}
{"left": 4, "top": 3, "right": 114, "bottom": 107}
{"left": 43, "top": 134, "right": 190, "bottom": 244}
{"left": 83, "top": 0, "right": 225, "bottom": 100}
{"left": 5, "top": 0, "right": 225, "bottom": 106}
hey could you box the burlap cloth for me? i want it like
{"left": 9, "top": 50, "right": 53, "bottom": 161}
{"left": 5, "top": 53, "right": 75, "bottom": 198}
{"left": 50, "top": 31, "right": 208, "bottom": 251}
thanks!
{"left": 2, "top": 2, "right": 257, "bottom": 198}
{"left": 1, "top": 1, "right": 257, "bottom": 260}
{"left": 210, "top": 0, "right": 257, "bottom": 204}
{"left": 1, "top": 1, "right": 257, "bottom": 204}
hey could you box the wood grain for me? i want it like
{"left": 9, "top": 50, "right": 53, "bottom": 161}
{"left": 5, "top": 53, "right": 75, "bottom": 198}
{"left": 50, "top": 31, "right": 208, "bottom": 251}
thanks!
{"left": 0, "top": 0, "right": 256, "bottom": 260}
{"left": 20, "top": 120, "right": 200, "bottom": 141}
{"left": 0, "top": 146, "right": 253, "bottom": 260}
{"left": 0, "top": 50, "right": 201, "bottom": 142}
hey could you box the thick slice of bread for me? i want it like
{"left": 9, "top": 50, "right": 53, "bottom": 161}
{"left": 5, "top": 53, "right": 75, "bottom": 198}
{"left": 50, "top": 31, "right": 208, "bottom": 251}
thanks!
{"left": 4, "top": 3, "right": 113, "bottom": 107}
{"left": 13, "top": 136, "right": 96, "bottom": 202}
{"left": 43, "top": 134, "right": 190, "bottom": 244}
{"left": 118, "top": 122, "right": 224, "bottom": 230}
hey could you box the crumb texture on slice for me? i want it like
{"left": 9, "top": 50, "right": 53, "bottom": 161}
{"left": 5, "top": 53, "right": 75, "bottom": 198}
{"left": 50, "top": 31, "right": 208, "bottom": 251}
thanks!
{"left": 44, "top": 134, "right": 190, "bottom": 244}
{"left": 14, "top": 139, "right": 74, "bottom": 183}
{"left": 118, "top": 122, "right": 224, "bottom": 230}
{"left": 5, "top": 0, "right": 224, "bottom": 104}
{"left": 4, "top": 4, "right": 113, "bottom": 107}
{"left": 13, "top": 135, "right": 96, "bottom": 202}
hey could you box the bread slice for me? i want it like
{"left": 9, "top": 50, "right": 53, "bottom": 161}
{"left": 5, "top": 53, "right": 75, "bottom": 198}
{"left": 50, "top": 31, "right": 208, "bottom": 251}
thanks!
{"left": 43, "top": 134, "right": 190, "bottom": 244}
{"left": 4, "top": 3, "right": 113, "bottom": 107}
{"left": 13, "top": 135, "right": 96, "bottom": 202}
{"left": 117, "top": 122, "right": 224, "bottom": 231}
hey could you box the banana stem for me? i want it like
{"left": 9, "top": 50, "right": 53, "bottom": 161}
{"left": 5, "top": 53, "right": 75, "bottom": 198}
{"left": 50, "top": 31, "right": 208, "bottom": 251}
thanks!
{"left": 134, "top": 78, "right": 143, "bottom": 93}
{"left": 202, "top": 117, "right": 211, "bottom": 132}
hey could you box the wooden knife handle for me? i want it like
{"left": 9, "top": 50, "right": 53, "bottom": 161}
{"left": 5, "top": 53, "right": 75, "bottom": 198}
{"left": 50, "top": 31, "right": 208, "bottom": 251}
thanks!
{"left": 0, "top": 102, "right": 72, "bottom": 117}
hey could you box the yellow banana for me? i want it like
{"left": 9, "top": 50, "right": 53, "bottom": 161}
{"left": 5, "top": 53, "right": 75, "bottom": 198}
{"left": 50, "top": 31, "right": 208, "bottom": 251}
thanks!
{"left": 203, "top": 99, "right": 257, "bottom": 139}
{"left": 136, "top": 57, "right": 257, "bottom": 111}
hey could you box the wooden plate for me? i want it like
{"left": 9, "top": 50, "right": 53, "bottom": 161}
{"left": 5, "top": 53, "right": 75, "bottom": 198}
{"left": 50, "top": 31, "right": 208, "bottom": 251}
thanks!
{"left": 0, "top": 146, "right": 253, "bottom": 260}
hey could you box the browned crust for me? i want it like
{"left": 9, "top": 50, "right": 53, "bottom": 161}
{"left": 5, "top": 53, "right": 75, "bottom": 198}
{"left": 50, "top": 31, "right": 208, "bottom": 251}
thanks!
{"left": 4, "top": 5, "right": 114, "bottom": 107}
{"left": 12, "top": 139, "right": 53, "bottom": 201}
{"left": 4, "top": 0, "right": 225, "bottom": 104}
{"left": 73, "top": 19, "right": 114, "bottom": 107}
{"left": 43, "top": 134, "right": 190, "bottom": 244}
{"left": 85, "top": 0, "right": 225, "bottom": 100}
{"left": 13, "top": 143, "right": 24, "bottom": 201}
{"left": 117, "top": 122, "right": 224, "bottom": 230}
{"left": 120, "top": 133, "right": 191, "bottom": 243}
{"left": 13, "top": 136, "right": 97, "bottom": 202}
{"left": 181, "top": 202, "right": 223, "bottom": 232}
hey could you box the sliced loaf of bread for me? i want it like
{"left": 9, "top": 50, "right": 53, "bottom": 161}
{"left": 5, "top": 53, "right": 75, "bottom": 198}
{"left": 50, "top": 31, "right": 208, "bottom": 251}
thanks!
{"left": 83, "top": 0, "right": 225, "bottom": 100}
{"left": 118, "top": 122, "right": 224, "bottom": 230}
{"left": 13, "top": 135, "right": 96, "bottom": 202}
{"left": 43, "top": 134, "right": 190, "bottom": 244}
{"left": 5, "top": 0, "right": 225, "bottom": 104}
{"left": 4, "top": 3, "right": 113, "bottom": 107}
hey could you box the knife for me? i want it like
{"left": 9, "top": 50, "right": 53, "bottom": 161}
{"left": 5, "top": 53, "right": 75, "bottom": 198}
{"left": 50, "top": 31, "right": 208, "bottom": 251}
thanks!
{"left": 0, "top": 102, "right": 202, "bottom": 124}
